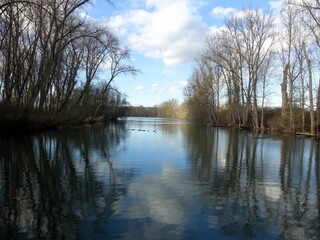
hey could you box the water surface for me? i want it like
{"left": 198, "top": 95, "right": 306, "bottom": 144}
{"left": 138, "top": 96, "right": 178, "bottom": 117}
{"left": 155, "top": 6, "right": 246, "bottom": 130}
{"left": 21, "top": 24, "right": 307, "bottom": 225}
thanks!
{"left": 0, "top": 117, "right": 319, "bottom": 239}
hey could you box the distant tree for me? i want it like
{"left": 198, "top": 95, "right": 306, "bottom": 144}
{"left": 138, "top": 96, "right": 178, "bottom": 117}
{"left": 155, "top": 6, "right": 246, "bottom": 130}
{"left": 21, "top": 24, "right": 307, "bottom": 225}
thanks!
{"left": 184, "top": 54, "right": 223, "bottom": 124}
{"left": 157, "top": 99, "right": 179, "bottom": 118}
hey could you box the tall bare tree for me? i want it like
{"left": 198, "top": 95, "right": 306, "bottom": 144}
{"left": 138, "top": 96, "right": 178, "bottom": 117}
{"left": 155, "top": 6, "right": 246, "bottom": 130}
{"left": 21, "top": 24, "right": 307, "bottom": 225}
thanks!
{"left": 0, "top": 0, "right": 136, "bottom": 123}
{"left": 192, "top": 9, "right": 275, "bottom": 129}
{"left": 302, "top": 41, "right": 315, "bottom": 134}
{"left": 287, "top": 0, "right": 320, "bottom": 134}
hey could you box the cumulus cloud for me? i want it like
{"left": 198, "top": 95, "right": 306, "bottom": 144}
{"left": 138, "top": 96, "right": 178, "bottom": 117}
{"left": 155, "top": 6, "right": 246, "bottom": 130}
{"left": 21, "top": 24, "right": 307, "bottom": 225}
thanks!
{"left": 108, "top": 0, "right": 208, "bottom": 66}
{"left": 114, "top": 165, "right": 202, "bottom": 228}
{"left": 269, "top": 0, "right": 283, "bottom": 11}
{"left": 211, "top": 6, "right": 238, "bottom": 18}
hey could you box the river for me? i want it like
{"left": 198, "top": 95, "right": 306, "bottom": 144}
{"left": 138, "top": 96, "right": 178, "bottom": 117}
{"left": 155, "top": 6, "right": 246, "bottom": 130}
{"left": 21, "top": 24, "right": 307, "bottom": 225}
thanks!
{"left": 0, "top": 117, "right": 319, "bottom": 239}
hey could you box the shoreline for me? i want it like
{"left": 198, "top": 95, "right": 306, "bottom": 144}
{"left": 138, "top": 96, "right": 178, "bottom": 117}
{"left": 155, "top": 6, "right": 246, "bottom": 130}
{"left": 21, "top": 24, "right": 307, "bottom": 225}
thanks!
{"left": 0, "top": 119, "right": 64, "bottom": 137}
{"left": 1, "top": 117, "right": 318, "bottom": 139}
{"left": 0, "top": 117, "right": 116, "bottom": 137}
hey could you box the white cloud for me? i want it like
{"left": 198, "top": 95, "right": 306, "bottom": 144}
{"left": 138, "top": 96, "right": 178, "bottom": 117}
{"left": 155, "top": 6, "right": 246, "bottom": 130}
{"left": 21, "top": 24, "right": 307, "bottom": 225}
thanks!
{"left": 151, "top": 83, "right": 159, "bottom": 90}
{"left": 161, "top": 69, "right": 174, "bottom": 75}
{"left": 168, "top": 81, "right": 187, "bottom": 92}
{"left": 128, "top": 0, "right": 145, "bottom": 8}
{"left": 134, "top": 81, "right": 187, "bottom": 96}
{"left": 148, "top": 81, "right": 187, "bottom": 94}
{"left": 211, "top": 6, "right": 238, "bottom": 18}
{"left": 108, "top": 0, "right": 208, "bottom": 66}
{"left": 269, "top": 0, "right": 283, "bottom": 11}
{"left": 114, "top": 165, "right": 202, "bottom": 230}
{"left": 134, "top": 85, "right": 145, "bottom": 92}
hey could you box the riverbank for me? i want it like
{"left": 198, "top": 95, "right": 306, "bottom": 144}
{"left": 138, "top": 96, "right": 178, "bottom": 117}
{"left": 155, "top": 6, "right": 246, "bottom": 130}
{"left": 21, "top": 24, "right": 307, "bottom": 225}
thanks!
{"left": 1, "top": 116, "right": 318, "bottom": 139}
{"left": 0, "top": 119, "right": 56, "bottom": 137}
{"left": 204, "top": 122, "right": 320, "bottom": 138}
{"left": 0, "top": 116, "right": 117, "bottom": 137}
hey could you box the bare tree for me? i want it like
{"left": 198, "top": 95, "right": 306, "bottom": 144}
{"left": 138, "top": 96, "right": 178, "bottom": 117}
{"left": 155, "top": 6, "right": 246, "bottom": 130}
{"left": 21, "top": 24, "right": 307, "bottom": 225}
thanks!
{"left": 184, "top": 52, "right": 224, "bottom": 124}
{"left": 76, "top": 25, "right": 117, "bottom": 106}
{"left": 93, "top": 46, "right": 139, "bottom": 117}
{"left": 302, "top": 41, "right": 315, "bottom": 134}
{"left": 239, "top": 9, "right": 275, "bottom": 130}
{"left": 259, "top": 50, "right": 275, "bottom": 130}
{"left": 278, "top": 1, "right": 305, "bottom": 132}
{"left": 287, "top": 0, "right": 320, "bottom": 134}
{"left": 0, "top": 0, "right": 135, "bottom": 124}
{"left": 185, "top": 9, "right": 275, "bottom": 129}
{"left": 206, "top": 31, "right": 244, "bottom": 126}
{"left": 215, "top": 9, "right": 274, "bottom": 129}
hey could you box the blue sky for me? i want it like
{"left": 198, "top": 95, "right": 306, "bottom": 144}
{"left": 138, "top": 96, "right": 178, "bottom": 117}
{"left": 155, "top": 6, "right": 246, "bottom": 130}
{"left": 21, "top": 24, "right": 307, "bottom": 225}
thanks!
{"left": 84, "top": 0, "right": 282, "bottom": 107}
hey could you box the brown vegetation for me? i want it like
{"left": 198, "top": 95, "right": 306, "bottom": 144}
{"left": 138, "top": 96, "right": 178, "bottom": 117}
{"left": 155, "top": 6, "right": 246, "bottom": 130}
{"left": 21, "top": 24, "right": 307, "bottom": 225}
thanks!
{"left": 0, "top": 0, "right": 137, "bottom": 135}
{"left": 127, "top": 99, "right": 186, "bottom": 119}
{"left": 184, "top": 2, "right": 320, "bottom": 136}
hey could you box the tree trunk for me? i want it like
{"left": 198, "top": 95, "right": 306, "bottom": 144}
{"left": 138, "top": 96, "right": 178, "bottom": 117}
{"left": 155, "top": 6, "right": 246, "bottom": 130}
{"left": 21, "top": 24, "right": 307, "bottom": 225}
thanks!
{"left": 289, "top": 67, "right": 295, "bottom": 132}
{"left": 317, "top": 83, "right": 320, "bottom": 135}
{"left": 281, "top": 63, "right": 289, "bottom": 129}
{"left": 302, "top": 42, "right": 315, "bottom": 135}
{"left": 300, "top": 59, "right": 305, "bottom": 133}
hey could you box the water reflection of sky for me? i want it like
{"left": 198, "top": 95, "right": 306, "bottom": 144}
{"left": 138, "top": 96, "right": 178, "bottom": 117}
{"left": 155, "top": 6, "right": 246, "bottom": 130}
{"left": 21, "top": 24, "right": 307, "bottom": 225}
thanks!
{"left": 0, "top": 118, "right": 319, "bottom": 239}
{"left": 114, "top": 119, "right": 190, "bottom": 175}
{"left": 91, "top": 118, "right": 319, "bottom": 239}
{"left": 114, "top": 165, "right": 200, "bottom": 225}
{"left": 67, "top": 119, "right": 320, "bottom": 239}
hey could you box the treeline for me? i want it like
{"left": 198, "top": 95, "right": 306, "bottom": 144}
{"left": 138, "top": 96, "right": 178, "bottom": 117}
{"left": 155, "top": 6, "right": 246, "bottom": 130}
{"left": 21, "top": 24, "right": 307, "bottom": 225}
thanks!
{"left": 184, "top": 1, "right": 320, "bottom": 134}
{"left": 0, "top": 0, "right": 137, "bottom": 127}
{"left": 128, "top": 99, "right": 186, "bottom": 119}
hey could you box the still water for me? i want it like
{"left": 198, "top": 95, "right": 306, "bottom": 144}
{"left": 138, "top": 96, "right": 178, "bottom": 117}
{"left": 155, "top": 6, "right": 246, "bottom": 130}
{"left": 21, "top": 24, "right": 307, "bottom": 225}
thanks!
{"left": 0, "top": 117, "right": 319, "bottom": 239}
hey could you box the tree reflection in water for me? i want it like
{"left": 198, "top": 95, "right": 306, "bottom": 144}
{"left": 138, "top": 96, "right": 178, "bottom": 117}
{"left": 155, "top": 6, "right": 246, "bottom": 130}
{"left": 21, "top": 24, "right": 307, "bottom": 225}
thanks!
{"left": 0, "top": 119, "right": 319, "bottom": 239}
{"left": 0, "top": 122, "right": 133, "bottom": 239}
{"left": 183, "top": 125, "right": 320, "bottom": 239}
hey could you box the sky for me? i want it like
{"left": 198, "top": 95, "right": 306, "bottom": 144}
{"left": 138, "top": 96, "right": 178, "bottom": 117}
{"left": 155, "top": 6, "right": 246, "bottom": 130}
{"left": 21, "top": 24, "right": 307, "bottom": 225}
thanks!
{"left": 84, "top": 0, "right": 283, "bottom": 107}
